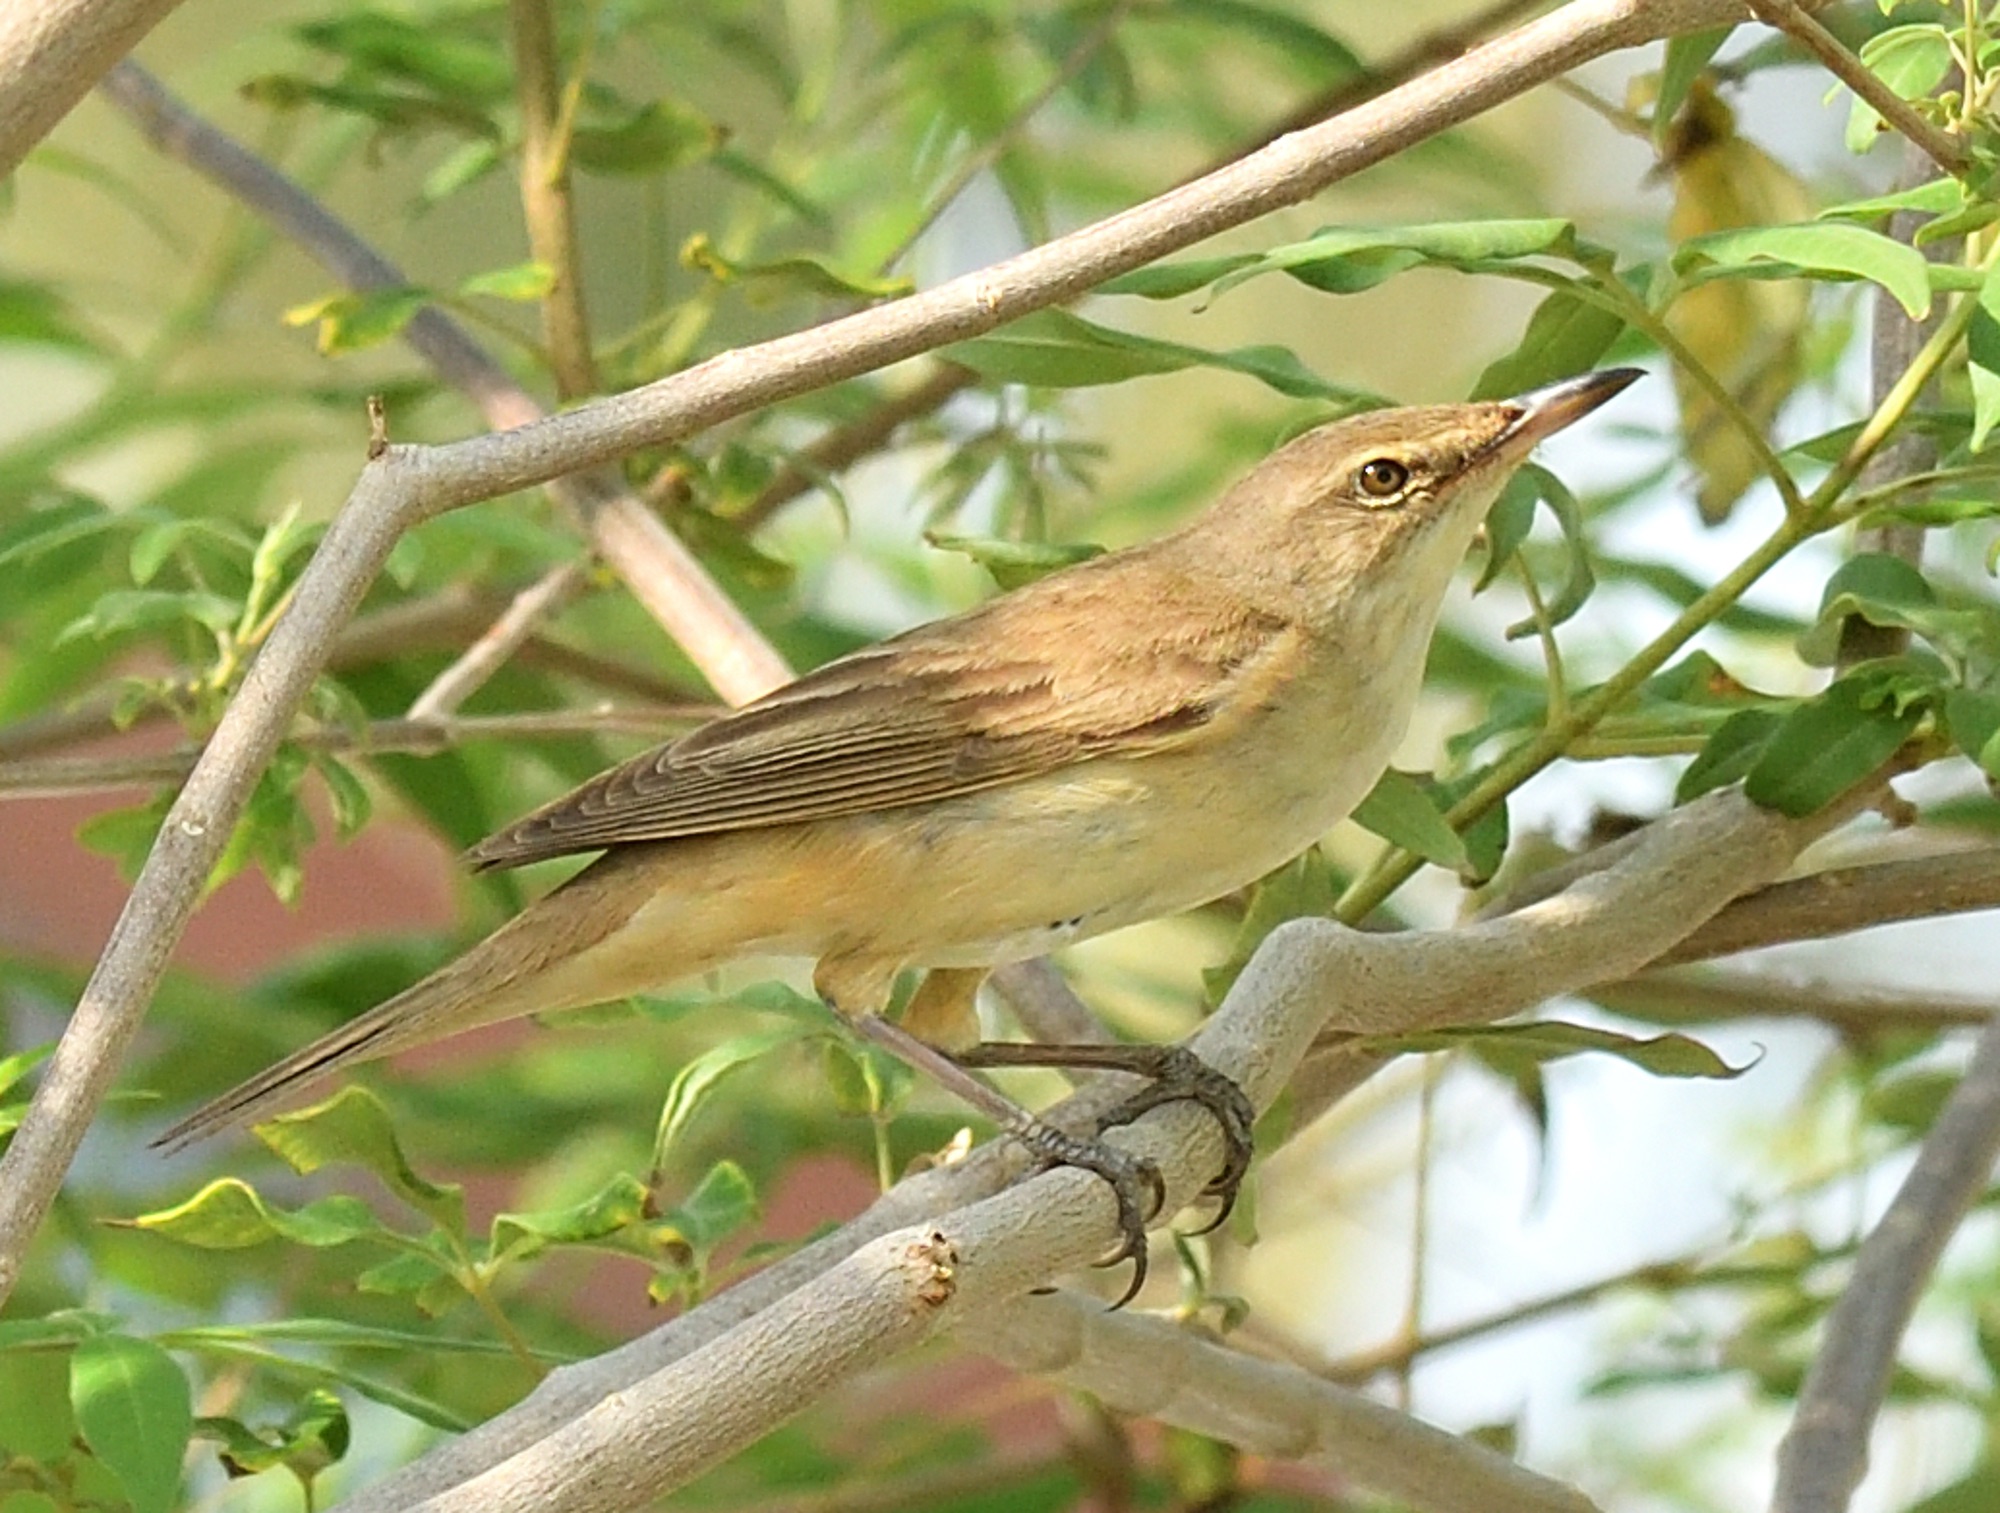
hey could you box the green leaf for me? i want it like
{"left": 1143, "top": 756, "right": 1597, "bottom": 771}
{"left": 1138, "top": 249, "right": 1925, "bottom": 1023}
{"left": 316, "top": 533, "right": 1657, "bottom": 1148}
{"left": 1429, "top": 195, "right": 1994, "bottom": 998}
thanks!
{"left": 1472, "top": 287, "right": 1627, "bottom": 400}
{"left": 1843, "top": 25, "right": 1953, "bottom": 152}
{"left": 948, "top": 308, "right": 1370, "bottom": 401}
{"left": 313, "top": 754, "right": 373, "bottom": 840}
{"left": 59, "top": 587, "right": 241, "bottom": 645}
{"left": 127, "top": 1178, "right": 387, "bottom": 1250}
{"left": 1673, "top": 223, "right": 1931, "bottom": 320}
{"left": 924, "top": 531, "right": 1104, "bottom": 589}
{"left": 1350, "top": 769, "right": 1468, "bottom": 870}
{"left": 1677, "top": 708, "right": 1784, "bottom": 802}
{"left": 1203, "top": 848, "right": 1339, "bottom": 1003}
{"left": 195, "top": 1390, "right": 349, "bottom": 1485}
{"left": 1743, "top": 671, "right": 1929, "bottom": 815}
{"left": 1944, "top": 688, "right": 2000, "bottom": 779}
{"left": 0, "top": 492, "right": 121, "bottom": 573}
{"left": 1370, "top": 1020, "right": 1749, "bottom": 1080}
{"left": 653, "top": 1026, "right": 821, "bottom": 1168}
{"left": 490, "top": 1172, "right": 649, "bottom": 1260}
{"left": 457, "top": 262, "right": 556, "bottom": 302}
{"left": 1819, "top": 176, "right": 1963, "bottom": 224}
{"left": 1214, "top": 219, "right": 1591, "bottom": 302}
{"left": 294, "top": 12, "right": 511, "bottom": 103}
{"left": 69, "top": 1335, "right": 192, "bottom": 1513}
{"left": 653, "top": 1159, "right": 758, "bottom": 1255}
{"left": 1101, "top": 254, "right": 1261, "bottom": 299}
{"left": 284, "top": 287, "right": 431, "bottom": 355}
{"left": 681, "top": 233, "right": 911, "bottom": 303}
{"left": 256, "top": 1087, "right": 466, "bottom": 1236}
{"left": 1968, "top": 263, "right": 2000, "bottom": 451}
{"left": 1503, "top": 465, "right": 1596, "bottom": 638}
{"left": 571, "top": 99, "right": 722, "bottom": 174}
{"left": 0, "top": 278, "right": 103, "bottom": 353}
{"left": 1797, "top": 553, "right": 1987, "bottom": 665}
{"left": 0, "top": 1041, "right": 52, "bottom": 1100}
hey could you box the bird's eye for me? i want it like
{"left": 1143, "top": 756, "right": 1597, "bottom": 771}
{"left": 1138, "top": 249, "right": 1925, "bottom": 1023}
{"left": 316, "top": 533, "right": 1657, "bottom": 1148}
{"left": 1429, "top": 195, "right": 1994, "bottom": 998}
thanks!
{"left": 1355, "top": 457, "right": 1411, "bottom": 500}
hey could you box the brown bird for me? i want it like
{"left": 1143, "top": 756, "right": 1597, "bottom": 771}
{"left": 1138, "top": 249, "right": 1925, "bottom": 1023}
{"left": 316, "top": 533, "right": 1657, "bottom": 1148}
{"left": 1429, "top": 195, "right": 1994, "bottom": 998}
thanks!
{"left": 158, "top": 367, "right": 1639, "bottom": 1295}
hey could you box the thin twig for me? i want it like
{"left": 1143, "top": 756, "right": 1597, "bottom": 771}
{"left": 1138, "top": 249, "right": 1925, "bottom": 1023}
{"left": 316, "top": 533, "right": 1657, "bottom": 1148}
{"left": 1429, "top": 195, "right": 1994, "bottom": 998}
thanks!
{"left": 509, "top": 0, "right": 598, "bottom": 397}
{"left": 406, "top": 563, "right": 593, "bottom": 721}
{"left": 1769, "top": 1010, "right": 2000, "bottom": 1513}
{"left": 1746, "top": 0, "right": 1967, "bottom": 177}
{"left": 735, "top": 363, "right": 979, "bottom": 531}
{"left": 0, "top": 705, "right": 711, "bottom": 799}
{"left": 875, "top": 0, "right": 1139, "bottom": 276}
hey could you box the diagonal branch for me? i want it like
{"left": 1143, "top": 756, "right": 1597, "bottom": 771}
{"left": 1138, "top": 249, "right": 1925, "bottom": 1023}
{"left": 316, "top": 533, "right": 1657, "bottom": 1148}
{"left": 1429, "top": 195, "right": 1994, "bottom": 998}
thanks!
{"left": 1769, "top": 1009, "right": 2000, "bottom": 1513}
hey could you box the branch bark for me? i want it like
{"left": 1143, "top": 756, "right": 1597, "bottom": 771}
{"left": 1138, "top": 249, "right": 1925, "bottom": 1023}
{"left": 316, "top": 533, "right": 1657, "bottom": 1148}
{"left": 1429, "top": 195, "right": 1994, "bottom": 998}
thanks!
{"left": 0, "top": 0, "right": 182, "bottom": 178}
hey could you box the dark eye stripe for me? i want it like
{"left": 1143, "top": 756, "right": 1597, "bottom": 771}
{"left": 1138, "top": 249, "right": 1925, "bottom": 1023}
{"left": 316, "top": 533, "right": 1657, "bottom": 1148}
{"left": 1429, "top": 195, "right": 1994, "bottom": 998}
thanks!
{"left": 1357, "top": 458, "right": 1410, "bottom": 498}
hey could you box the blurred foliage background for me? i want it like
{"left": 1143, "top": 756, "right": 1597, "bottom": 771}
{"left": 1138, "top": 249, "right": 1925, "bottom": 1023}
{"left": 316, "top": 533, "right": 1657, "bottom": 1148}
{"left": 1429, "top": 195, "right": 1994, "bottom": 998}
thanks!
{"left": 6, "top": 1, "right": 2000, "bottom": 1510}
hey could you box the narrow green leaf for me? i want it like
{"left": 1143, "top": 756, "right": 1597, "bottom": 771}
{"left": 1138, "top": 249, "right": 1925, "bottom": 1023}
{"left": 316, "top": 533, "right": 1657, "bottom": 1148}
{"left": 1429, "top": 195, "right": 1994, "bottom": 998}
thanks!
{"left": 457, "top": 261, "right": 556, "bottom": 302}
{"left": 1743, "top": 674, "right": 1927, "bottom": 815}
{"left": 1472, "top": 287, "right": 1627, "bottom": 400}
{"left": 126, "top": 1178, "right": 387, "bottom": 1250}
{"left": 925, "top": 531, "right": 1104, "bottom": 589}
{"left": 1797, "top": 553, "right": 1987, "bottom": 665}
{"left": 681, "top": 233, "right": 910, "bottom": 303}
{"left": 653, "top": 1026, "right": 820, "bottom": 1166}
{"left": 284, "top": 287, "right": 431, "bottom": 355}
{"left": 1843, "top": 25, "right": 1953, "bottom": 152}
{"left": 1350, "top": 769, "right": 1468, "bottom": 870}
{"left": 70, "top": 1335, "right": 192, "bottom": 1513}
{"left": 571, "top": 99, "right": 722, "bottom": 174}
{"left": 1944, "top": 688, "right": 2000, "bottom": 780}
{"left": 1819, "top": 176, "right": 1963, "bottom": 224}
{"left": 1673, "top": 223, "right": 1931, "bottom": 319}
{"left": 1968, "top": 263, "right": 2000, "bottom": 451}
{"left": 1676, "top": 708, "right": 1783, "bottom": 802}
{"left": 255, "top": 1088, "right": 466, "bottom": 1237}
{"left": 490, "top": 1173, "right": 649, "bottom": 1259}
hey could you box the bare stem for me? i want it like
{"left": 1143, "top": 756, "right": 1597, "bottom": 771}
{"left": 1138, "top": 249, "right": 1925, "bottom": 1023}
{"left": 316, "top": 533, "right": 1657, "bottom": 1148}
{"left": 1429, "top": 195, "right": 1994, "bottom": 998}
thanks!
{"left": 406, "top": 563, "right": 594, "bottom": 721}
{"left": 509, "top": 0, "right": 598, "bottom": 397}
{"left": 1769, "top": 1013, "right": 2000, "bottom": 1513}
{"left": 1746, "top": 0, "right": 1967, "bottom": 176}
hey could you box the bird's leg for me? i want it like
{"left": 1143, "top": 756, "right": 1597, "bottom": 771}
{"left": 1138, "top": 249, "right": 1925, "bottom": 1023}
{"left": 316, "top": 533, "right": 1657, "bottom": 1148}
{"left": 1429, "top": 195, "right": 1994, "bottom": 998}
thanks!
{"left": 951, "top": 1041, "right": 1257, "bottom": 1234}
{"left": 816, "top": 957, "right": 1164, "bottom": 1304}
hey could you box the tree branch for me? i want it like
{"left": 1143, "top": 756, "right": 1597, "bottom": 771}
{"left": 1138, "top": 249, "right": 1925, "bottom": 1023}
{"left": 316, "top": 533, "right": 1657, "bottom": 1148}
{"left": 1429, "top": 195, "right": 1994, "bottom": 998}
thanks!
{"left": 983, "top": 1290, "right": 1600, "bottom": 1513}
{"left": 1745, "top": 0, "right": 1966, "bottom": 177}
{"left": 508, "top": 0, "right": 598, "bottom": 397}
{"left": 0, "top": 706, "right": 709, "bottom": 798}
{"left": 1769, "top": 1008, "right": 2000, "bottom": 1513}
{"left": 405, "top": 564, "right": 593, "bottom": 721}
{"left": 0, "top": 0, "right": 182, "bottom": 178}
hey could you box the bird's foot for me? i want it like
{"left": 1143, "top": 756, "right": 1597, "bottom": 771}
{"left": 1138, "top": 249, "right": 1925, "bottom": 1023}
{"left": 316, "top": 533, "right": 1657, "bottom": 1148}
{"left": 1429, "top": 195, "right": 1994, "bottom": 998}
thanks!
{"left": 954, "top": 1040, "right": 1257, "bottom": 1244}
{"left": 1091, "top": 1044, "right": 1256, "bottom": 1233}
{"left": 1011, "top": 1119, "right": 1165, "bottom": 1308}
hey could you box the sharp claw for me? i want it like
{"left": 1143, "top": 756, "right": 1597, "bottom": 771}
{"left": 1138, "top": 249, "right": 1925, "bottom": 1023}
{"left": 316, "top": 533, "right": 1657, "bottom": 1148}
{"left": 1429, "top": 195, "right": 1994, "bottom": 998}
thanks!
{"left": 1094, "top": 1047, "right": 1257, "bottom": 1225}
{"left": 1014, "top": 1124, "right": 1160, "bottom": 1307}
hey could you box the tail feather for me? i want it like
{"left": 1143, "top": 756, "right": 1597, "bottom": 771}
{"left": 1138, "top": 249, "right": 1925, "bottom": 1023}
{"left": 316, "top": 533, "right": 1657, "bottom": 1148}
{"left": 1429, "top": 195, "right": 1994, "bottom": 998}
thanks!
{"left": 152, "top": 960, "right": 507, "bottom": 1153}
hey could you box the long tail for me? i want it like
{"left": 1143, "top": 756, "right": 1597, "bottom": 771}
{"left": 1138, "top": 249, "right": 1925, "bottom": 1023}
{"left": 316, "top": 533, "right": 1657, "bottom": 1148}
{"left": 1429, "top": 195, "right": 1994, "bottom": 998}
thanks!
{"left": 150, "top": 952, "right": 522, "bottom": 1152}
{"left": 152, "top": 849, "right": 664, "bottom": 1152}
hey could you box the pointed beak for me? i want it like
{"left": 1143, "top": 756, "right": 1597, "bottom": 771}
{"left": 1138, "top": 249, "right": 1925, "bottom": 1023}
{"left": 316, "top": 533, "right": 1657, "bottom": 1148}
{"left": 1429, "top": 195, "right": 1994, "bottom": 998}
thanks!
{"left": 1500, "top": 367, "right": 1644, "bottom": 450}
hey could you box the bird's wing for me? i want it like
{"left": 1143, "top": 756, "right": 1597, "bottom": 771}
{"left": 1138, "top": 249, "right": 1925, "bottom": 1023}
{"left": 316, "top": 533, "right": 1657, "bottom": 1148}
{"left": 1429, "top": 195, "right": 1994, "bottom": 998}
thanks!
{"left": 466, "top": 560, "right": 1296, "bottom": 870}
